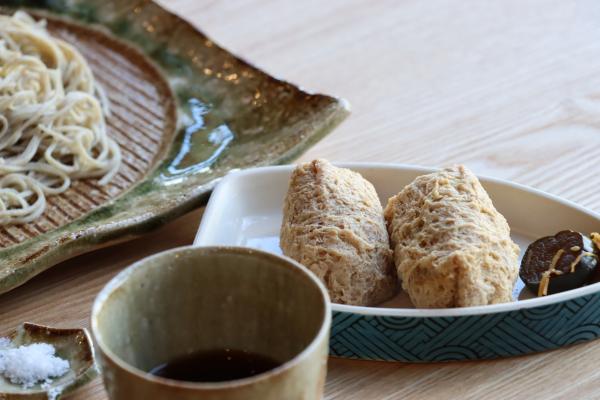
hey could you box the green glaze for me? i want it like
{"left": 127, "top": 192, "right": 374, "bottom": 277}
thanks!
{"left": 0, "top": 323, "right": 98, "bottom": 399}
{"left": 0, "top": 0, "right": 350, "bottom": 294}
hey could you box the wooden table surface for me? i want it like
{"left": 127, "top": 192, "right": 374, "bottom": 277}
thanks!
{"left": 3, "top": 1, "right": 600, "bottom": 398}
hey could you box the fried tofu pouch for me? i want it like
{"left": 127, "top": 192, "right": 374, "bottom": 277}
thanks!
{"left": 384, "top": 165, "right": 519, "bottom": 308}
{"left": 280, "top": 159, "right": 398, "bottom": 306}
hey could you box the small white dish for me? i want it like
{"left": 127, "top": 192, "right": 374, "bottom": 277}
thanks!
{"left": 194, "top": 163, "right": 600, "bottom": 361}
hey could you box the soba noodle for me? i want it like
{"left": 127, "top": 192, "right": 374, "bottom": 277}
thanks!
{"left": 0, "top": 11, "right": 121, "bottom": 225}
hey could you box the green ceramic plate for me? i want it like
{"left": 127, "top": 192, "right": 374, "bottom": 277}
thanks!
{"left": 0, "top": 0, "right": 349, "bottom": 295}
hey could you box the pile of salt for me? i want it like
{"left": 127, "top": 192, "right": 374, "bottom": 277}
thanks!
{"left": 0, "top": 338, "right": 70, "bottom": 388}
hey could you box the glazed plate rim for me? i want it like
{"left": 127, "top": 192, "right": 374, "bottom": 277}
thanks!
{"left": 0, "top": 0, "right": 350, "bottom": 296}
{"left": 195, "top": 162, "right": 600, "bottom": 318}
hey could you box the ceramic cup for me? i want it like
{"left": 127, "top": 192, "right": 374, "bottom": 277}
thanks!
{"left": 91, "top": 246, "right": 331, "bottom": 400}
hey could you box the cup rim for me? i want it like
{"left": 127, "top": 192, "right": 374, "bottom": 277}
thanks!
{"left": 91, "top": 245, "right": 332, "bottom": 390}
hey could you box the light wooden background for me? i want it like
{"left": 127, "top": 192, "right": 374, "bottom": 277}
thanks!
{"left": 2, "top": 0, "right": 600, "bottom": 398}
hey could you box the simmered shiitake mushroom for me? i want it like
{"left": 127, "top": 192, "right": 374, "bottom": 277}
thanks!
{"left": 520, "top": 230, "right": 599, "bottom": 296}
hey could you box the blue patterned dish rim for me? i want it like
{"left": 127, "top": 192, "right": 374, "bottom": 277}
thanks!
{"left": 194, "top": 163, "right": 600, "bottom": 361}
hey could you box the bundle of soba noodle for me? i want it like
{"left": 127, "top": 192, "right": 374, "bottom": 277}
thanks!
{"left": 0, "top": 11, "right": 121, "bottom": 225}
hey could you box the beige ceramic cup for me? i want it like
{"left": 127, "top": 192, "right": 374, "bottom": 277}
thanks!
{"left": 91, "top": 246, "right": 331, "bottom": 400}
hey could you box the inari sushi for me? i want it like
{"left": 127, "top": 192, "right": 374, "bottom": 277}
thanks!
{"left": 280, "top": 159, "right": 398, "bottom": 306}
{"left": 384, "top": 165, "right": 520, "bottom": 308}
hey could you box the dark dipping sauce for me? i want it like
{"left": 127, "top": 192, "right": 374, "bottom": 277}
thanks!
{"left": 148, "top": 349, "right": 281, "bottom": 383}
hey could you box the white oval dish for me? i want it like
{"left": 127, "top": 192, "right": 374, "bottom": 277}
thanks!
{"left": 194, "top": 163, "right": 600, "bottom": 361}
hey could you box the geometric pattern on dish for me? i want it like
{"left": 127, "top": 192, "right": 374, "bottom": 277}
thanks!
{"left": 330, "top": 292, "right": 600, "bottom": 361}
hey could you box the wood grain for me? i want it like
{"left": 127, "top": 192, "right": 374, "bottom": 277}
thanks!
{"left": 3, "top": 0, "right": 600, "bottom": 399}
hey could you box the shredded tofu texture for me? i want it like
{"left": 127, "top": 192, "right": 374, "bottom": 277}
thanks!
{"left": 0, "top": 339, "right": 69, "bottom": 388}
